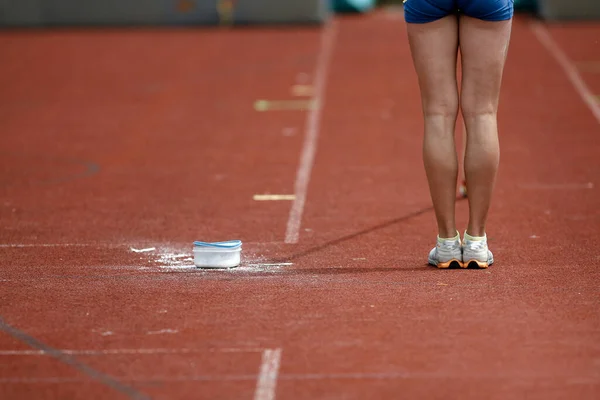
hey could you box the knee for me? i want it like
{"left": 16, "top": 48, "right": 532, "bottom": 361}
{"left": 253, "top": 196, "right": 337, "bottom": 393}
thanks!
{"left": 422, "top": 98, "right": 459, "bottom": 119}
{"left": 460, "top": 97, "right": 498, "bottom": 119}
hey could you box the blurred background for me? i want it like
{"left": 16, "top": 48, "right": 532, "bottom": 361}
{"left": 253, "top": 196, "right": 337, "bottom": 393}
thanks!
{"left": 0, "top": 0, "right": 597, "bottom": 28}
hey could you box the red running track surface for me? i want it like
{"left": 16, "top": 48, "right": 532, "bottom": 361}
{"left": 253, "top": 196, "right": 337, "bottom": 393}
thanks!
{"left": 1, "top": 9, "right": 599, "bottom": 400}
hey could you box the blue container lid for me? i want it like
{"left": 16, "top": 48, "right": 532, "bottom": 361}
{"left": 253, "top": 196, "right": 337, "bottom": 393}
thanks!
{"left": 193, "top": 240, "right": 242, "bottom": 249}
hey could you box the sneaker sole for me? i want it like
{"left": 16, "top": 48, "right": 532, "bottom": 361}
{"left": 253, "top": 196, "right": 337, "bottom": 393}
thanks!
{"left": 462, "top": 259, "right": 489, "bottom": 269}
{"left": 436, "top": 259, "right": 462, "bottom": 269}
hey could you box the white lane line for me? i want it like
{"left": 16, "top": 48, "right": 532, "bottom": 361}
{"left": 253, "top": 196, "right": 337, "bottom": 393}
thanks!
{"left": 253, "top": 348, "right": 282, "bottom": 400}
{"left": 531, "top": 22, "right": 600, "bottom": 124}
{"left": 5, "top": 368, "right": 597, "bottom": 384}
{"left": 246, "top": 263, "right": 293, "bottom": 267}
{"left": 0, "top": 242, "right": 284, "bottom": 249}
{"left": 0, "top": 347, "right": 264, "bottom": 356}
{"left": 0, "top": 244, "right": 94, "bottom": 248}
{"left": 284, "top": 21, "right": 338, "bottom": 244}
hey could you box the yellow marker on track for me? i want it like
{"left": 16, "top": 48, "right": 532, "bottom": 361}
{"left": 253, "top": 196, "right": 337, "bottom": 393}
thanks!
{"left": 254, "top": 99, "right": 317, "bottom": 112}
{"left": 253, "top": 194, "right": 296, "bottom": 201}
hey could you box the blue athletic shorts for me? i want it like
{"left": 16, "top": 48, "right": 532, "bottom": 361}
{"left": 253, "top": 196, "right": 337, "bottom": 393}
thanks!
{"left": 404, "top": 0, "right": 514, "bottom": 23}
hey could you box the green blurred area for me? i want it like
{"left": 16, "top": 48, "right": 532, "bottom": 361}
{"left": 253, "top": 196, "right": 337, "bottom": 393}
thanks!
{"left": 513, "top": 0, "right": 538, "bottom": 11}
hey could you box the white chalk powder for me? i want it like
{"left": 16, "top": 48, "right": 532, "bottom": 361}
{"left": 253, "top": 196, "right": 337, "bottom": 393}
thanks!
{"left": 131, "top": 244, "right": 290, "bottom": 273}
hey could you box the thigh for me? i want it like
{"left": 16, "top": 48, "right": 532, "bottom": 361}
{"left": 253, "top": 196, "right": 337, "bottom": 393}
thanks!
{"left": 406, "top": 15, "right": 460, "bottom": 115}
{"left": 458, "top": 15, "right": 512, "bottom": 115}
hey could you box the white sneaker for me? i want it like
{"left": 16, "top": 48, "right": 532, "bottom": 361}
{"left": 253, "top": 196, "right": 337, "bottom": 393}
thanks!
{"left": 462, "top": 232, "right": 494, "bottom": 268}
{"left": 428, "top": 234, "right": 462, "bottom": 269}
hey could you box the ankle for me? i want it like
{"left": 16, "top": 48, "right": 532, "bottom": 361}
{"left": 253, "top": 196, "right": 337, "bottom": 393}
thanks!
{"left": 438, "top": 230, "right": 459, "bottom": 241}
{"left": 464, "top": 230, "right": 486, "bottom": 241}
{"left": 465, "top": 224, "right": 486, "bottom": 238}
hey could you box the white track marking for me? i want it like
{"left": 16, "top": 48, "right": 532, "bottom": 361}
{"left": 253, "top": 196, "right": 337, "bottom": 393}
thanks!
{"left": 0, "top": 347, "right": 263, "bottom": 356}
{"left": 0, "top": 244, "right": 94, "bottom": 248}
{"left": 146, "top": 329, "right": 178, "bottom": 335}
{"left": 246, "top": 263, "right": 293, "bottom": 267}
{"left": 253, "top": 348, "right": 282, "bottom": 400}
{"left": 130, "top": 247, "right": 156, "bottom": 253}
{"left": 254, "top": 194, "right": 296, "bottom": 201}
{"left": 285, "top": 21, "right": 338, "bottom": 244}
{"left": 0, "top": 242, "right": 283, "bottom": 249}
{"left": 5, "top": 368, "right": 598, "bottom": 384}
{"left": 531, "top": 22, "right": 600, "bottom": 123}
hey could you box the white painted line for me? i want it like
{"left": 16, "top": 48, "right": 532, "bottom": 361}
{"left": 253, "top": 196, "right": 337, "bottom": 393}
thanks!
{"left": 146, "top": 329, "right": 178, "bottom": 335}
{"left": 2, "top": 369, "right": 597, "bottom": 384}
{"left": 253, "top": 194, "right": 296, "bottom": 201}
{"left": 130, "top": 247, "right": 156, "bottom": 253}
{"left": 0, "top": 347, "right": 264, "bottom": 356}
{"left": 531, "top": 22, "right": 600, "bottom": 123}
{"left": 254, "top": 99, "right": 316, "bottom": 112}
{"left": 1, "top": 242, "right": 284, "bottom": 249}
{"left": 285, "top": 21, "right": 338, "bottom": 244}
{"left": 245, "top": 263, "right": 293, "bottom": 269}
{"left": 253, "top": 348, "right": 282, "bottom": 400}
{"left": 0, "top": 244, "right": 93, "bottom": 248}
{"left": 250, "top": 263, "right": 293, "bottom": 267}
